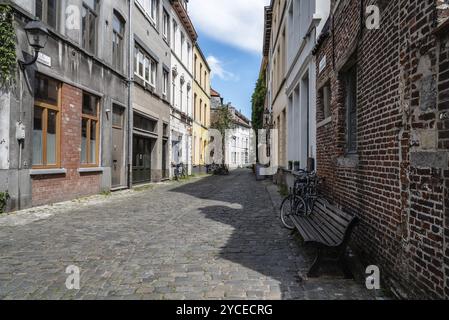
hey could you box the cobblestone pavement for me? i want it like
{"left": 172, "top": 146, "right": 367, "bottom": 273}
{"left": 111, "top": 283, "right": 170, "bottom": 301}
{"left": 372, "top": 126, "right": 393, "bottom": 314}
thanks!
{"left": 0, "top": 169, "right": 377, "bottom": 300}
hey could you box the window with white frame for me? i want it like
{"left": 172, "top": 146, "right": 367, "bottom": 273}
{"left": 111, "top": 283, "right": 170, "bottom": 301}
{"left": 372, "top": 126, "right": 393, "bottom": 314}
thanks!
{"left": 162, "top": 9, "right": 169, "bottom": 41}
{"left": 163, "top": 69, "right": 169, "bottom": 96}
{"left": 180, "top": 32, "right": 185, "bottom": 61}
{"left": 172, "top": 19, "right": 178, "bottom": 52}
{"left": 136, "top": 0, "right": 158, "bottom": 24}
{"left": 134, "top": 45, "right": 157, "bottom": 88}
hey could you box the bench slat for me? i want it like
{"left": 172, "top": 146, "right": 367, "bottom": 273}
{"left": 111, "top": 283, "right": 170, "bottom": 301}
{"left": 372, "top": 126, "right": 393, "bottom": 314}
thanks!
{"left": 312, "top": 209, "right": 346, "bottom": 240}
{"left": 297, "top": 216, "right": 335, "bottom": 246}
{"left": 309, "top": 214, "right": 343, "bottom": 245}
{"left": 316, "top": 198, "right": 353, "bottom": 221}
{"left": 314, "top": 201, "right": 351, "bottom": 227}
{"left": 291, "top": 216, "right": 314, "bottom": 242}
{"left": 313, "top": 205, "right": 347, "bottom": 236}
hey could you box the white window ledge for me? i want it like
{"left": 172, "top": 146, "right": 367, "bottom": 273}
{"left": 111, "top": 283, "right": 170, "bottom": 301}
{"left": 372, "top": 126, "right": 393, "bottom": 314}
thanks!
{"left": 78, "top": 167, "right": 104, "bottom": 173}
{"left": 317, "top": 116, "right": 332, "bottom": 128}
{"left": 30, "top": 168, "right": 67, "bottom": 176}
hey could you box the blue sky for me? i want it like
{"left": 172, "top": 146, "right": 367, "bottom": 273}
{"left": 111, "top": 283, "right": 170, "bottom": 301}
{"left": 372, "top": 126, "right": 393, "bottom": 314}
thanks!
{"left": 189, "top": 0, "right": 271, "bottom": 120}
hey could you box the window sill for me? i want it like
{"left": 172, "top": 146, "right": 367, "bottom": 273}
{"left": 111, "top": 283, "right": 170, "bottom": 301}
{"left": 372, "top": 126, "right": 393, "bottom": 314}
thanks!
{"left": 30, "top": 168, "right": 67, "bottom": 176}
{"left": 78, "top": 167, "right": 104, "bottom": 173}
{"left": 337, "top": 154, "right": 359, "bottom": 168}
{"left": 317, "top": 116, "right": 332, "bottom": 128}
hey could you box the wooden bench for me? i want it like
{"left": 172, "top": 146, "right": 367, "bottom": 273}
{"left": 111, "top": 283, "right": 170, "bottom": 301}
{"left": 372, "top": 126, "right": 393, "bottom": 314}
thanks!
{"left": 290, "top": 198, "right": 359, "bottom": 278}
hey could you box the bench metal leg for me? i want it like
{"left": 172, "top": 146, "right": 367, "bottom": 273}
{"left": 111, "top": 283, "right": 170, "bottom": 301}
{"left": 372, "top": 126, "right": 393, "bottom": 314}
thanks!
{"left": 307, "top": 248, "right": 322, "bottom": 278}
{"left": 339, "top": 247, "right": 353, "bottom": 279}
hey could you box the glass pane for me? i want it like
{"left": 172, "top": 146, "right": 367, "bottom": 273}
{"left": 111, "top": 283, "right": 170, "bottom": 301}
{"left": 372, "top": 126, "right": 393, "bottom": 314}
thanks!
{"left": 47, "top": 0, "right": 57, "bottom": 28}
{"left": 90, "top": 121, "right": 97, "bottom": 164}
{"left": 35, "top": 0, "right": 43, "bottom": 20}
{"left": 81, "top": 119, "right": 88, "bottom": 164}
{"left": 46, "top": 110, "right": 57, "bottom": 165}
{"left": 32, "top": 107, "right": 43, "bottom": 166}
{"left": 112, "top": 106, "right": 124, "bottom": 127}
{"left": 35, "top": 75, "right": 59, "bottom": 105}
{"left": 88, "top": 11, "right": 96, "bottom": 52}
{"left": 82, "top": 93, "right": 98, "bottom": 116}
{"left": 145, "top": 58, "right": 150, "bottom": 82}
{"left": 82, "top": 6, "right": 88, "bottom": 49}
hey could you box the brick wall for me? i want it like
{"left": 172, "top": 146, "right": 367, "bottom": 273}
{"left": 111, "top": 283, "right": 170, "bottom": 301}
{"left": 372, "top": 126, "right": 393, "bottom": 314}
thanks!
{"left": 32, "top": 84, "right": 101, "bottom": 206}
{"left": 315, "top": 0, "right": 449, "bottom": 298}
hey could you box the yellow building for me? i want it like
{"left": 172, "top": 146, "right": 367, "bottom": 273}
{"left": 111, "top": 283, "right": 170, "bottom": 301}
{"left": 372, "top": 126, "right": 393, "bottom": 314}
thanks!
{"left": 192, "top": 44, "right": 211, "bottom": 174}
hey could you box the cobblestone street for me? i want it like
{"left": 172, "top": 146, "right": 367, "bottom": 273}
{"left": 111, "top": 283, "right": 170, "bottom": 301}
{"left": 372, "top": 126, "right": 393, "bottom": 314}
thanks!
{"left": 0, "top": 170, "right": 375, "bottom": 300}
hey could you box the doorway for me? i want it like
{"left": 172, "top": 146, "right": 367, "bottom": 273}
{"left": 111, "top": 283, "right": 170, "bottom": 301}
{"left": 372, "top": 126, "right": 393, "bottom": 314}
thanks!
{"left": 112, "top": 105, "right": 125, "bottom": 188}
{"left": 132, "top": 135, "right": 155, "bottom": 184}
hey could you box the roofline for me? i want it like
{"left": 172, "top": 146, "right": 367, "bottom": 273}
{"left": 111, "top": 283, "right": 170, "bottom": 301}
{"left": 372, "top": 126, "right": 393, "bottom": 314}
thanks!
{"left": 170, "top": 0, "right": 198, "bottom": 42}
{"left": 195, "top": 43, "right": 211, "bottom": 71}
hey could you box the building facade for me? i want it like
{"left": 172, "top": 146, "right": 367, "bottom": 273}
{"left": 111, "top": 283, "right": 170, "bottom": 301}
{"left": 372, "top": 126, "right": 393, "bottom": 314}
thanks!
{"left": 192, "top": 44, "right": 211, "bottom": 174}
{"left": 313, "top": 0, "right": 449, "bottom": 299}
{"left": 0, "top": 0, "right": 130, "bottom": 210}
{"left": 227, "top": 107, "right": 252, "bottom": 169}
{"left": 169, "top": 0, "right": 197, "bottom": 176}
{"left": 264, "top": 0, "right": 288, "bottom": 170}
{"left": 285, "top": 0, "right": 329, "bottom": 174}
{"left": 131, "top": 0, "right": 172, "bottom": 184}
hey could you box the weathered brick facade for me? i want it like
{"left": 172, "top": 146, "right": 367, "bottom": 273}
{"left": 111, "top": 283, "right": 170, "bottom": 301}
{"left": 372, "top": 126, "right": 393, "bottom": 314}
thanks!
{"left": 314, "top": 0, "right": 449, "bottom": 298}
{"left": 31, "top": 84, "right": 101, "bottom": 207}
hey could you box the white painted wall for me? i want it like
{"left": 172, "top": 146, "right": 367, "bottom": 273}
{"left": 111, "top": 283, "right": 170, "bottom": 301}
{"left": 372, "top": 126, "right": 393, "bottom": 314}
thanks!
{"left": 0, "top": 91, "right": 10, "bottom": 170}
{"left": 170, "top": 6, "right": 194, "bottom": 174}
{"left": 285, "top": 0, "right": 330, "bottom": 170}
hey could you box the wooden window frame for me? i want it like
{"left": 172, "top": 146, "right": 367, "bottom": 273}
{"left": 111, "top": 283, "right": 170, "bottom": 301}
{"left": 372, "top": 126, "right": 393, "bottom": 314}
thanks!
{"left": 82, "top": 0, "right": 99, "bottom": 54}
{"left": 81, "top": 94, "right": 100, "bottom": 167}
{"left": 112, "top": 11, "right": 125, "bottom": 72}
{"left": 344, "top": 65, "right": 358, "bottom": 154}
{"left": 32, "top": 81, "right": 62, "bottom": 170}
{"left": 35, "top": 0, "right": 58, "bottom": 29}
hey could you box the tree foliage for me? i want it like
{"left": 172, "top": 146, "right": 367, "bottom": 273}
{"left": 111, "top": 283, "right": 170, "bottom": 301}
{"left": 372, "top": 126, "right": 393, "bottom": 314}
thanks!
{"left": 251, "top": 74, "right": 267, "bottom": 131}
{"left": 0, "top": 5, "right": 16, "bottom": 89}
{"left": 210, "top": 104, "right": 234, "bottom": 165}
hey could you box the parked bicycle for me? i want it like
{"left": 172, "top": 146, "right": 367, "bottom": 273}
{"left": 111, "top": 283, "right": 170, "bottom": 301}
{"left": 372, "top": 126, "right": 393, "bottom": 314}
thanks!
{"left": 280, "top": 169, "right": 324, "bottom": 230}
{"left": 172, "top": 162, "right": 187, "bottom": 181}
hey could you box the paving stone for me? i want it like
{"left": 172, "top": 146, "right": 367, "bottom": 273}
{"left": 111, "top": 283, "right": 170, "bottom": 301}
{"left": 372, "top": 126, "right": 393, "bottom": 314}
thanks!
{"left": 0, "top": 170, "right": 376, "bottom": 300}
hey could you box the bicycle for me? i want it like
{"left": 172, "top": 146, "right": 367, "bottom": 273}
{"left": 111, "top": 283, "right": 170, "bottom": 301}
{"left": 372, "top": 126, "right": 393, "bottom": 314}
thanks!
{"left": 280, "top": 169, "right": 323, "bottom": 230}
{"left": 173, "top": 163, "right": 187, "bottom": 181}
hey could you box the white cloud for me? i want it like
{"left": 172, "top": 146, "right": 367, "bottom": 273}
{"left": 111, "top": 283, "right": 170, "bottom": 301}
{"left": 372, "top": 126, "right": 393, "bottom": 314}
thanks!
{"left": 189, "top": 0, "right": 271, "bottom": 54}
{"left": 207, "top": 55, "right": 239, "bottom": 81}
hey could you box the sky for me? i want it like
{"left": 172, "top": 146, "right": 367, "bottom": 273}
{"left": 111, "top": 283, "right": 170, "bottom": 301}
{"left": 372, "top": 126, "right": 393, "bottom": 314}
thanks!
{"left": 189, "top": 0, "right": 271, "bottom": 120}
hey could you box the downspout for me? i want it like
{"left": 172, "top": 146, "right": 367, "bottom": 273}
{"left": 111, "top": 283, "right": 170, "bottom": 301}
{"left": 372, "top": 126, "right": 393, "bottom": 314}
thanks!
{"left": 127, "top": 0, "right": 134, "bottom": 189}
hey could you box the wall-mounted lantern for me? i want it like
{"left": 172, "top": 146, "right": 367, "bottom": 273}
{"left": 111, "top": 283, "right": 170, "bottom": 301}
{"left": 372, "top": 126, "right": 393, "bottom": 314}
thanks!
{"left": 19, "top": 20, "right": 49, "bottom": 68}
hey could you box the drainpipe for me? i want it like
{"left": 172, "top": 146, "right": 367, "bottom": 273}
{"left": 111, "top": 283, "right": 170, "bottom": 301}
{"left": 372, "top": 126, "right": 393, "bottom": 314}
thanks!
{"left": 127, "top": 0, "right": 134, "bottom": 189}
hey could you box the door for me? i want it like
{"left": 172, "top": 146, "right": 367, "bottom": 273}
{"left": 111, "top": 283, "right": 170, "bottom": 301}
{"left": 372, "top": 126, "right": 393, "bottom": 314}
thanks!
{"left": 162, "top": 140, "right": 168, "bottom": 179}
{"left": 112, "top": 106, "right": 125, "bottom": 188}
{"left": 133, "top": 135, "right": 152, "bottom": 184}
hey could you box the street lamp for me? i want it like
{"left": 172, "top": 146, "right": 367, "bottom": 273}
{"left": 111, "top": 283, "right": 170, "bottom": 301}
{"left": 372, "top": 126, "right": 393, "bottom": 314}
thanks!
{"left": 19, "top": 20, "right": 49, "bottom": 68}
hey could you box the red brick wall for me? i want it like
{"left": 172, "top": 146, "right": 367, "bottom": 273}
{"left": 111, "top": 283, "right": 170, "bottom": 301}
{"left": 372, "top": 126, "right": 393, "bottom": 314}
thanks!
{"left": 32, "top": 84, "right": 101, "bottom": 206}
{"left": 315, "top": 0, "right": 448, "bottom": 298}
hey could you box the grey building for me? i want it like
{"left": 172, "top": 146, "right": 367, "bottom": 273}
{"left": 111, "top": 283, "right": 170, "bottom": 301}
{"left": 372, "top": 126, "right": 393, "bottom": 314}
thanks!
{"left": 0, "top": 0, "right": 130, "bottom": 210}
{"left": 130, "top": 0, "right": 172, "bottom": 184}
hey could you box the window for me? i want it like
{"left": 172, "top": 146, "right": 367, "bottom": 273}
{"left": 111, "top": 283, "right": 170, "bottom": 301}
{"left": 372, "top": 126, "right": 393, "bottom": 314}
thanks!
{"left": 320, "top": 83, "right": 331, "bottom": 120}
{"left": 180, "top": 32, "right": 185, "bottom": 60}
{"left": 162, "top": 9, "right": 169, "bottom": 41}
{"left": 35, "top": 0, "right": 57, "bottom": 29}
{"left": 112, "top": 105, "right": 124, "bottom": 129}
{"left": 81, "top": 92, "right": 100, "bottom": 166}
{"left": 134, "top": 45, "right": 157, "bottom": 88}
{"left": 162, "top": 69, "right": 169, "bottom": 96}
{"left": 172, "top": 19, "right": 178, "bottom": 52}
{"left": 112, "top": 12, "right": 125, "bottom": 71}
{"left": 134, "top": 113, "right": 157, "bottom": 133}
{"left": 199, "top": 64, "right": 203, "bottom": 86}
{"left": 136, "top": 0, "right": 158, "bottom": 24}
{"left": 199, "top": 99, "right": 202, "bottom": 123}
{"left": 33, "top": 74, "right": 60, "bottom": 168}
{"left": 344, "top": 66, "right": 357, "bottom": 153}
{"left": 187, "top": 43, "right": 191, "bottom": 69}
{"left": 193, "top": 94, "right": 197, "bottom": 120}
{"left": 82, "top": 0, "right": 99, "bottom": 54}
